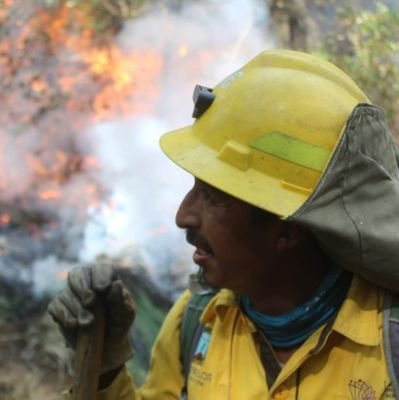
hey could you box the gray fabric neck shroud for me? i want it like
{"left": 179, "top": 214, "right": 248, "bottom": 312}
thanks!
{"left": 290, "top": 104, "right": 399, "bottom": 292}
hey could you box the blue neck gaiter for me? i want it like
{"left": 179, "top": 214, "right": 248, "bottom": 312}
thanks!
{"left": 240, "top": 266, "right": 352, "bottom": 348}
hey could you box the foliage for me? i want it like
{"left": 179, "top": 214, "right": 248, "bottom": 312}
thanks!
{"left": 41, "top": 0, "right": 147, "bottom": 35}
{"left": 116, "top": 266, "right": 171, "bottom": 386}
{"left": 312, "top": 2, "right": 399, "bottom": 127}
{"left": 127, "top": 286, "right": 169, "bottom": 385}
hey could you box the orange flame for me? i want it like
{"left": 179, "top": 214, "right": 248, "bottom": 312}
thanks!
{"left": 0, "top": 2, "right": 166, "bottom": 227}
{"left": 178, "top": 43, "right": 189, "bottom": 58}
{"left": 0, "top": 213, "right": 11, "bottom": 225}
{"left": 57, "top": 269, "right": 68, "bottom": 280}
{"left": 38, "top": 189, "right": 62, "bottom": 201}
{"left": 31, "top": 78, "right": 48, "bottom": 93}
{"left": 34, "top": 5, "right": 164, "bottom": 121}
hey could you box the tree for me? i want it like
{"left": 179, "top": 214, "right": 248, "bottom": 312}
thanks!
{"left": 270, "top": 0, "right": 308, "bottom": 50}
{"left": 312, "top": 2, "right": 399, "bottom": 133}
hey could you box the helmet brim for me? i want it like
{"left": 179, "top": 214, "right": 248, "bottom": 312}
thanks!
{"left": 160, "top": 126, "right": 310, "bottom": 218}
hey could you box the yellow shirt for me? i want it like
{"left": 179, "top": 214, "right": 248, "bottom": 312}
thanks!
{"left": 99, "top": 276, "right": 396, "bottom": 399}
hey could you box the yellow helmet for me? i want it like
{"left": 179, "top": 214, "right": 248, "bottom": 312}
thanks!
{"left": 160, "top": 49, "right": 369, "bottom": 218}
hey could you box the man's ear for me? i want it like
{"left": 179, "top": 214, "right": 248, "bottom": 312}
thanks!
{"left": 276, "top": 222, "right": 304, "bottom": 252}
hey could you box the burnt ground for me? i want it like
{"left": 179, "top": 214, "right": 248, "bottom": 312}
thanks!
{"left": 0, "top": 314, "right": 72, "bottom": 400}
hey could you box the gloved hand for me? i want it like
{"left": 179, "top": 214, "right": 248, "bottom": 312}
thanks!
{"left": 48, "top": 262, "right": 135, "bottom": 374}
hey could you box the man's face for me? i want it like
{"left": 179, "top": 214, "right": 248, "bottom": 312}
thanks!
{"left": 175, "top": 178, "right": 285, "bottom": 294}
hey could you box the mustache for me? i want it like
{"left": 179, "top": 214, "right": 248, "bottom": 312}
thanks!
{"left": 185, "top": 228, "right": 203, "bottom": 247}
{"left": 185, "top": 228, "right": 213, "bottom": 254}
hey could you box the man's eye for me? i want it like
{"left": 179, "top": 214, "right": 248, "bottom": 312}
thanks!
{"left": 199, "top": 184, "right": 232, "bottom": 207}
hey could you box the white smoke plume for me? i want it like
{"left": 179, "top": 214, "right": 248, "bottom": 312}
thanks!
{"left": 1, "top": 0, "right": 275, "bottom": 297}
{"left": 78, "top": 0, "right": 275, "bottom": 294}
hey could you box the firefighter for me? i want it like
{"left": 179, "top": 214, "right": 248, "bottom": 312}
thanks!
{"left": 49, "top": 49, "right": 399, "bottom": 399}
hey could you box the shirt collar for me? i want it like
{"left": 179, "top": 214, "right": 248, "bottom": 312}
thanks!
{"left": 200, "top": 289, "right": 239, "bottom": 326}
{"left": 200, "top": 275, "right": 382, "bottom": 347}
{"left": 331, "top": 274, "right": 382, "bottom": 346}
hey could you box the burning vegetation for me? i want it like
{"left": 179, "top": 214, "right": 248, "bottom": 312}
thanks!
{"left": 0, "top": 1, "right": 175, "bottom": 397}
{"left": 0, "top": 0, "right": 172, "bottom": 274}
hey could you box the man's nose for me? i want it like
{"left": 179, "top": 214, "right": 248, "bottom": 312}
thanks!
{"left": 175, "top": 185, "right": 201, "bottom": 229}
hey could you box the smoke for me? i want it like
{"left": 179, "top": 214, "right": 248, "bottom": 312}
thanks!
{"left": 77, "top": 0, "right": 274, "bottom": 293}
{"left": 0, "top": 0, "right": 275, "bottom": 297}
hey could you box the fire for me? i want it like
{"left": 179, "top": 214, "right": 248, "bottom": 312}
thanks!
{"left": 89, "top": 49, "right": 163, "bottom": 120}
{"left": 26, "top": 151, "right": 84, "bottom": 184}
{"left": 57, "top": 269, "right": 69, "bottom": 280}
{"left": 38, "top": 189, "right": 62, "bottom": 201}
{"left": 31, "top": 78, "right": 48, "bottom": 93}
{"left": 0, "top": 213, "right": 11, "bottom": 226}
{"left": 178, "top": 43, "right": 189, "bottom": 58}
{"left": 0, "top": 0, "right": 215, "bottom": 289}
{"left": 0, "top": 1, "right": 165, "bottom": 178}
{"left": 58, "top": 75, "right": 78, "bottom": 93}
{"left": 84, "top": 156, "right": 101, "bottom": 169}
{"left": 34, "top": 4, "right": 164, "bottom": 121}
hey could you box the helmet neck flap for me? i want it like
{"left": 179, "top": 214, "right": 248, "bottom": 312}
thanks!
{"left": 291, "top": 104, "right": 399, "bottom": 291}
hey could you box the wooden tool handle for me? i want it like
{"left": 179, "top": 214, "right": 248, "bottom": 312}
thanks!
{"left": 72, "top": 302, "right": 105, "bottom": 400}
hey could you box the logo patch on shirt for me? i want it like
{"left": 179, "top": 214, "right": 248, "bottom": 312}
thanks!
{"left": 189, "top": 364, "right": 212, "bottom": 387}
{"left": 348, "top": 379, "right": 376, "bottom": 400}
{"left": 193, "top": 330, "right": 211, "bottom": 362}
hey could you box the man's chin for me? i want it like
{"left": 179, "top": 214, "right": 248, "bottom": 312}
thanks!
{"left": 202, "top": 270, "right": 233, "bottom": 293}
{"left": 197, "top": 268, "right": 220, "bottom": 291}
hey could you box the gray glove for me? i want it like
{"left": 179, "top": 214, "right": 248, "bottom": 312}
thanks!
{"left": 48, "top": 262, "right": 135, "bottom": 373}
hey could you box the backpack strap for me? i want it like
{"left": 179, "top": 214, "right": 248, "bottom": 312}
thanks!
{"left": 383, "top": 290, "right": 399, "bottom": 397}
{"left": 180, "top": 274, "right": 216, "bottom": 398}
{"left": 181, "top": 293, "right": 214, "bottom": 376}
